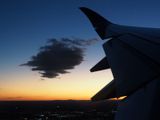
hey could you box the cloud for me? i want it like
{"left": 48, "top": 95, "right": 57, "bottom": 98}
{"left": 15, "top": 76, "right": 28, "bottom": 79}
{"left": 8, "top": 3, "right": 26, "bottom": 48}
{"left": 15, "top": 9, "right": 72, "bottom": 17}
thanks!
{"left": 6, "top": 96, "right": 24, "bottom": 99}
{"left": 21, "top": 38, "right": 98, "bottom": 78}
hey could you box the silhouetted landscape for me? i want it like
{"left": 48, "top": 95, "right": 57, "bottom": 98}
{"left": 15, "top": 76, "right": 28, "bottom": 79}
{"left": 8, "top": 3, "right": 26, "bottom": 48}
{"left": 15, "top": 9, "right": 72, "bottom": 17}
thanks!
{"left": 0, "top": 100, "right": 117, "bottom": 120}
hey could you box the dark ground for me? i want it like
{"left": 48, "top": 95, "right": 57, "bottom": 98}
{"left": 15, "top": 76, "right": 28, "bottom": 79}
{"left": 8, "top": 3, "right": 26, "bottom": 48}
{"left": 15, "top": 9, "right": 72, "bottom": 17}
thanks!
{"left": 0, "top": 100, "right": 117, "bottom": 120}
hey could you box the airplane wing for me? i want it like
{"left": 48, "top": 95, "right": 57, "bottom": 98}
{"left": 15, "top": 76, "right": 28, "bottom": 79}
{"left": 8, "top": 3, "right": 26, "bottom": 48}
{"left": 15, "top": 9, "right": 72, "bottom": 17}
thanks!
{"left": 91, "top": 80, "right": 116, "bottom": 101}
{"left": 80, "top": 7, "right": 112, "bottom": 40}
{"left": 80, "top": 7, "right": 160, "bottom": 100}
{"left": 90, "top": 57, "right": 110, "bottom": 72}
{"left": 103, "top": 34, "right": 160, "bottom": 97}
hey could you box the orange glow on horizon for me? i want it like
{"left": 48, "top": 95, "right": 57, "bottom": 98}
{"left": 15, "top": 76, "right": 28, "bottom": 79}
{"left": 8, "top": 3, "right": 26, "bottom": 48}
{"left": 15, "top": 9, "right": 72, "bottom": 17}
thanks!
{"left": 109, "top": 96, "right": 127, "bottom": 101}
{"left": 0, "top": 65, "right": 113, "bottom": 101}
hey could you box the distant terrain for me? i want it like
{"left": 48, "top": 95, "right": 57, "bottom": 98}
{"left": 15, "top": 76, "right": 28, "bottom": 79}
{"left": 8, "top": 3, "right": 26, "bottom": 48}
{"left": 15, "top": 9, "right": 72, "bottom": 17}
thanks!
{"left": 0, "top": 100, "right": 117, "bottom": 120}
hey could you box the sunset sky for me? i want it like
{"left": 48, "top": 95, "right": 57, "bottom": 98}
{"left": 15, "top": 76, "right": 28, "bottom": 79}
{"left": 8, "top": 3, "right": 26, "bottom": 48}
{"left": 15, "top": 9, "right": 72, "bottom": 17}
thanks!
{"left": 1, "top": 0, "right": 160, "bottom": 100}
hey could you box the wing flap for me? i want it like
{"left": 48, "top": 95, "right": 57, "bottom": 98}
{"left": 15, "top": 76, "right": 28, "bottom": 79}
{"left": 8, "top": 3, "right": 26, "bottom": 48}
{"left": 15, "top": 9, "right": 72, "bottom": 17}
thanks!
{"left": 90, "top": 57, "right": 110, "bottom": 72}
{"left": 120, "top": 34, "right": 160, "bottom": 66}
{"left": 91, "top": 80, "right": 116, "bottom": 101}
{"left": 103, "top": 37, "right": 160, "bottom": 97}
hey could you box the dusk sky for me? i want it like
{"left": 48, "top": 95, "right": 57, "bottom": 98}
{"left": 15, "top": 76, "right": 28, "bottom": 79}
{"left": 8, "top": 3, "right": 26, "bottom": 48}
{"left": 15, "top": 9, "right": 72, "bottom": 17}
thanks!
{"left": 1, "top": 0, "right": 160, "bottom": 100}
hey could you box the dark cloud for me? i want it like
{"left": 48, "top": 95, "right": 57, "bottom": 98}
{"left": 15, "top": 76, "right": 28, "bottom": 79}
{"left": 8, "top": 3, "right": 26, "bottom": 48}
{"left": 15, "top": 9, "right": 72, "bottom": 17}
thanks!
{"left": 21, "top": 38, "right": 98, "bottom": 78}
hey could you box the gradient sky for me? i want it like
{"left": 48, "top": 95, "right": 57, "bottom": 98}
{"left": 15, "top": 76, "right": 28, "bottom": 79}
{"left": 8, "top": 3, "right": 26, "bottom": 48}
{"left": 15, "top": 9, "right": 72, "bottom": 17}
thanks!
{"left": 1, "top": 0, "right": 160, "bottom": 100}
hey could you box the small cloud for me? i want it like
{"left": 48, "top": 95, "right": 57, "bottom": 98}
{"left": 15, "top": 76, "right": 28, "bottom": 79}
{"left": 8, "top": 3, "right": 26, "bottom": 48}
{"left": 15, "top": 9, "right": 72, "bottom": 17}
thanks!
{"left": 6, "top": 96, "right": 24, "bottom": 99}
{"left": 21, "top": 38, "right": 98, "bottom": 78}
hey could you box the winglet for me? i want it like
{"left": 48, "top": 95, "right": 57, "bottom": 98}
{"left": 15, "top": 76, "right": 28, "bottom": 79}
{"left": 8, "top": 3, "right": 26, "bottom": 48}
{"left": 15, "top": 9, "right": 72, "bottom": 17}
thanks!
{"left": 80, "top": 7, "right": 112, "bottom": 40}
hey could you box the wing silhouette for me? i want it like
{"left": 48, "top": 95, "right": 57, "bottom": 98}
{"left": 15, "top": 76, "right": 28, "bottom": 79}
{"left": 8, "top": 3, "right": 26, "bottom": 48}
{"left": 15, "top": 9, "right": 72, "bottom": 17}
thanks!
{"left": 80, "top": 7, "right": 160, "bottom": 100}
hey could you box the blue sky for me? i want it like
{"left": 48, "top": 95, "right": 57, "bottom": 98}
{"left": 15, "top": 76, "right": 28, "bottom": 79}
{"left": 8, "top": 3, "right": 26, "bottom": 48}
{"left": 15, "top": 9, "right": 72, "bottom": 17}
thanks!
{"left": 0, "top": 0, "right": 160, "bottom": 100}
{"left": 1, "top": 0, "right": 160, "bottom": 68}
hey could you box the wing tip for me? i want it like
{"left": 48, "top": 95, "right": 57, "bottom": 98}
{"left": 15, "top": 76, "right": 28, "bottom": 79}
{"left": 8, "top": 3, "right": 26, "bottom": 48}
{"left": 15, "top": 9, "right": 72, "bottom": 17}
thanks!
{"left": 79, "top": 7, "right": 112, "bottom": 40}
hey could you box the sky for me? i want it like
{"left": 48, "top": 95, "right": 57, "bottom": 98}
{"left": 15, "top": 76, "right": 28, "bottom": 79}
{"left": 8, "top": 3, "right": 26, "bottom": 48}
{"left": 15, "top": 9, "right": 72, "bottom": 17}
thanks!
{"left": 1, "top": 0, "right": 160, "bottom": 100}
